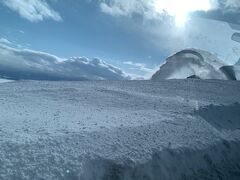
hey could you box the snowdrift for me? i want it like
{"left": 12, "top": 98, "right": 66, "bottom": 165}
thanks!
{"left": 152, "top": 49, "right": 239, "bottom": 80}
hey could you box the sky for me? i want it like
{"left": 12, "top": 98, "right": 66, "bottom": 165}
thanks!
{"left": 0, "top": 0, "right": 240, "bottom": 79}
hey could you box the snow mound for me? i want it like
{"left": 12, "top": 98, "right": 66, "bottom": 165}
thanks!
{"left": 152, "top": 49, "right": 238, "bottom": 80}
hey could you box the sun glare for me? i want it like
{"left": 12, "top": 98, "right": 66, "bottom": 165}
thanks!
{"left": 154, "top": 0, "right": 212, "bottom": 27}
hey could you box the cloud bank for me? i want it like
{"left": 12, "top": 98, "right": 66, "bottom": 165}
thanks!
{"left": 0, "top": 44, "right": 129, "bottom": 81}
{"left": 99, "top": 0, "right": 240, "bottom": 21}
{"left": 222, "top": 0, "right": 240, "bottom": 11}
{"left": 2, "top": 0, "right": 62, "bottom": 22}
{"left": 3, "top": 0, "right": 240, "bottom": 23}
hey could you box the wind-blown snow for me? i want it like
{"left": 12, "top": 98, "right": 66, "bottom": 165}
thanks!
{"left": 0, "top": 80, "right": 240, "bottom": 180}
{"left": 0, "top": 44, "right": 129, "bottom": 80}
{"left": 152, "top": 49, "right": 239, "bottom": 80}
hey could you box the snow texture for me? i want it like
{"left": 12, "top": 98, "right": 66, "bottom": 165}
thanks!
{"left": 0, "top": 44, "right": 129, "bottom": 81}
{"left": 0, "top": 80, "right": 240, "bottom": 180}
{"left": 152, "top": 49, "right": 240, "bottom": 80}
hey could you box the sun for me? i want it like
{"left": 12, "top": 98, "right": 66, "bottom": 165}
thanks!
{"left": 154, "top": 0, "right": 212, "bottom": 27}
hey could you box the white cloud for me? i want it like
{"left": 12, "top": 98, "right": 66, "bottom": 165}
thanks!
{"left": 100, "top": 0, "right": 159, "bottom": 19}
{"left": 0, "top": 37, "right": 29, "bottom": 49}
{"left": 224, "top": 0, "right": 240, "bottom": 8}
{"left": 221, "top": 0, "right": 240, "bottom": 11}
{"left": 100, "top": 0, "right": 161, "bottom": 20}
{"left": 2, "top": 0, "right": 62, "bottom": 22}
{"left": 0, "top": 44, "right": 129, "bottom": 80}
{"left": 19, "top": 30, "right": 25, "bottom": 34}
{"left": 0, "top": 38, "right": 12, "bottom": 45}
{"left": 123, "top": 61, "right": 157, "bottom": 79}
{"left": 123, "top": 61, "right": 154, "bottom": 73}
{"left": 99, "top": 0, "right": 240, "bottom": 26}
{"left": 99, "top": 0, "right": 218, "bottom": 20}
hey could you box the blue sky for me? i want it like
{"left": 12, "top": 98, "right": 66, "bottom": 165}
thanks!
{"left": 1, "top": 0, "right": 240, "bottom": 78}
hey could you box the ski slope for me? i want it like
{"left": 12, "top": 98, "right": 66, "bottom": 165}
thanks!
{"left": 0, "top": 80, "right": 240, "bottom": 180}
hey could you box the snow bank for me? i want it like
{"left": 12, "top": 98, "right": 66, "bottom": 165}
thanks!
{"left": 0, "top": 44, "right": 129, "bottom": 80}
{"left": 152, "top": 49, "right": 239, "bottom": 80}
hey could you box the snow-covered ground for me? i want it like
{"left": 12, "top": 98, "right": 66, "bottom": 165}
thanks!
{"left": 0, "top": 80, "right": 240, "bottom": 180}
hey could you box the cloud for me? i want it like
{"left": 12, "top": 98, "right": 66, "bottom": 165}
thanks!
{"left": 99, "top": 0, "right": 168, "bottom": 21}
{"left": 0, "top": 44, "right": 129, "bottom": 80}
{"left": 99, "top": 0, "right": 217, "bottom": 20}
{"left": 223, "top": 0, "right": 240, "bottom": 9}
{"left": 123, "top": 61, "right": 157, "bottom": 80}
{"left": 0, "top": 37, "right": 28, "bottom": 49}
{"left": 100, "top": 0, "right": 159, "bottom": 19}
{"left": 0, "top": 38, "right": 12, "bottom": 45}
{"left": 99, "top": 0, "right": 240, "bottom": 22}
{"left": 19, "top": 30, "right": 25, "bottom": 34}
{"left": 2, "top": 0, "right": 62, "bottom": 22}
{"left": 123, "top": 61, "right": 154, "bottom": 73}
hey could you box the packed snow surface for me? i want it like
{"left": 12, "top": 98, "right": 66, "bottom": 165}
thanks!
{"left": 0, "top": 80, "right": 240, "bottom": 180}
{"left": 152, "top": 49, "right": 239, "bottom": 80}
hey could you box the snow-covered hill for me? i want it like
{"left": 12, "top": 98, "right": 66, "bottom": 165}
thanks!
{"left": 152, "top": 49, "right": 239, "bottom": 80}
{"left": 0, "top": 80, "right": 240, "bottom": 180}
